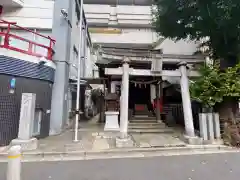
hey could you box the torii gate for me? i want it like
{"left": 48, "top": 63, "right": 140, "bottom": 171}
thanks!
{"left": 105, "top": 56, "right": 201, "bottom": 142}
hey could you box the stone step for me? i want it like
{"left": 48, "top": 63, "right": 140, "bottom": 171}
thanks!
{"left": 129, "top": 122, "right": 165, "bottom": 126}
{"left": 130, "top": 120, "right": 158, "bottom": 123}
{"left": 128, "top": 125, "right": 166, "bottom": 129}
{"left": 134, "top": 111, "right": 151, "bottom": 115}
{"left": 131, "top": 116, "right": 156, "bottom": 120}
{"left": 129, "top": 128, "right": 174, "bottom": 134}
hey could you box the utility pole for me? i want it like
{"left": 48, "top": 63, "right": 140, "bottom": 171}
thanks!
{"left": 74, "top": 0, "right": 84, "bottom": 142}
{"left": 50, "top": 0, "right": 73, "bottom": 135}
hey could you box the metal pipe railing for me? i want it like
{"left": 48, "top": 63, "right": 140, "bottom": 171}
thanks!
{"left": 0, "top": 19, "right": 55, "bottom": 60}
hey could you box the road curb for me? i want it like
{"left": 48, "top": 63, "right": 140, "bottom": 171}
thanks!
{"left": 0, "top": 145, "right": 237, "bottom": 161}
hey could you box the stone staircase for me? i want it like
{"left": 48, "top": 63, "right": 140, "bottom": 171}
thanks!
{"left": 128, "top": 115, "right": 174, "bottom": 134}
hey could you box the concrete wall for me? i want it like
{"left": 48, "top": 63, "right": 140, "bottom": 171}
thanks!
{"left": 1, "top": 0, "right": 53, "bottom": 29}
{"left": 84, "top": 4, "right": 152, "bottom": 27}
{"left": 155, "top": 38, "right": 199, "bottom": 55}
{"left": 84, "top": 4, "right": 159, "bottom": 46}
{"left": 90, "top": 29, "right": 158, "bottom": 46}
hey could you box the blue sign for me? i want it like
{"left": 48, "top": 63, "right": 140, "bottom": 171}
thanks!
{"left": 10, "top": 78, "right": 16, "bottom": 89}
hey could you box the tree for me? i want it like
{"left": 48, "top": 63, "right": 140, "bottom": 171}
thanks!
{"left": 152, "top": 0, "right": 240, "bottom": 67}
{"left": 190, "top": 63, "right": 223, "bottom": 108}
{"left": 190, "top": 62, "right": 240, "bottom": 108}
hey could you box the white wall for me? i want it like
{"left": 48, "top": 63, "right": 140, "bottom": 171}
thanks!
{"left": 84, "top": 4, "right": 159, "bottom": 46}
{"left": 84, "top": 4, "right": 152, "bottom": 27}
{"left": 69, "top": 0, "right": 80, "bottom": 80}
{"left": 155, "top": 38, "right": 199, "bottom": 55}
{"left": 91, "top": 30, "right": 158, "bottom": 46}
{"left": 85, "top": 46, "right": 93, "bottom": 78}
{"left": 84, "top": 4, "right": 202, "bottom": 53}
{"left": 2, "top": 0, "right": 53, "bottom": 29}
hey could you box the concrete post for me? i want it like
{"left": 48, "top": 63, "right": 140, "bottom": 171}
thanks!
{"left": 18, "top": 93, "right": 36, "bottom": 140}
{"left": 213, "top": 113, "right": 221, "bottom": 140}
{"left": 150, "top": 84, "right": 155, "bottom": 103}
{"left": 178, "top": 62, "right": 195, "bottom": 137}
{"left": 7, "top": 145, "right": 21, "bottom": 180}
{"left": 110, "top": 81, "right": 116, "bottom": 93}
{"left": 199, "top": 113, "right": 208, "bottom": 141}
{"left": 50, "top": 0, "right": 73, "bottom": 135}
{"left": 207, "top": 113, "right": 214, "bottom": 142}
{"left": 155, "top": 82, "right": 161, "bottom": 121}
{"left": 11, "top": 93, "right": 38, "bottom": 150}
{"left": 120, "top": 57, "right": 130, "bottom": 139}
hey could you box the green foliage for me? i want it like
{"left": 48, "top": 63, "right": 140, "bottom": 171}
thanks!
{"left": 221, "top": 63, "right": 240, "bottom": 97}
{"left": 190, "top": 63, "right": 223, "bottom": 107}
{"left": 152, "top": 0, "right": 240, "bottom": 61}
{"left": 190, "top": 62, "right": 240, "bottom": 107}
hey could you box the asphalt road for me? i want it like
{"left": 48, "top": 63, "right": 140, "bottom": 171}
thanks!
{"left": 0, "top": 152, "right": 240, "bottom": 180}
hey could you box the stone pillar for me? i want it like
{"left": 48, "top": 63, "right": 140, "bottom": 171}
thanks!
{"left": 11, "top": 93, "right": 38, "bottom": 150}
{"left": 155, "top": 82, "right": 161, "bottom": 121}
{"left": 199, "top": 113, "right": 208, "bottom": 141}
{"left": 150, "top": 85, "right": 156, "bottom": 103}
{"left": 213, "top": 113, "right": 221, "bottom": 140}
{"left": 207, "top": 113, "right": 214, "bottom": 142}
{"left": 120, "top": 57, "right": 130, "bottom": 139}
{"left": 110, "top": 81, "right": 116, "bottom": 93}
{"left": 178, "top": 62, "right": 195, "bottom": 137}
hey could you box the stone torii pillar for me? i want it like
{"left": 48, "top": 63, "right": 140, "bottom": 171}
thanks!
{"left": 178, "top": 62, "right": 195, "bottom": 138}
{"left": 120, "top": 57, "right": 130, "bottom": 139}
{"left": 116, "top": 57, "right": 134, "bottom": 147}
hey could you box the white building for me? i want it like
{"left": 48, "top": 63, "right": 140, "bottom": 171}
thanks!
{"left": 0, "top": 0, "right": 99, "bottom": 143}
{"left": 83, "top": 1, "right": 198, "bottom": 52}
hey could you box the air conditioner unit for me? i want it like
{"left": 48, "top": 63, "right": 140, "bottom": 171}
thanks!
{"left": 151, "top": 58, "right": 162, "bottom": 73}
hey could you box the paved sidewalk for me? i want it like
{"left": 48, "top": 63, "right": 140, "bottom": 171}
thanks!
{"left": 0, "top": 127, "right": 234, "bottom": 161}
{"left": 0, "top": 115, "right": 235, "bottom": 161}
{"left": 0, "top": 128, "right": 187, "bottom": 153}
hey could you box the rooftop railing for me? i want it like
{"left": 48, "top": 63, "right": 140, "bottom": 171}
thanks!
{"left": 0, "top": 19, "right": 55, "bottom": 60}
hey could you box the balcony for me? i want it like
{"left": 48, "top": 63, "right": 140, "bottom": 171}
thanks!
{"left": 0, "top": 19, "right": 55, "bottom": 60}
{"left": 1, "top": 0, "right": 24, "bottom": 7}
